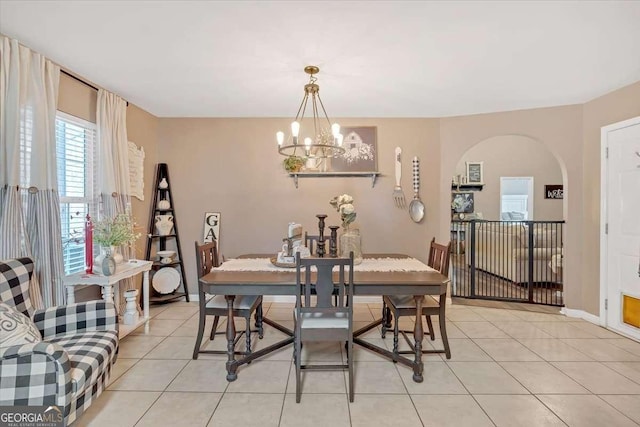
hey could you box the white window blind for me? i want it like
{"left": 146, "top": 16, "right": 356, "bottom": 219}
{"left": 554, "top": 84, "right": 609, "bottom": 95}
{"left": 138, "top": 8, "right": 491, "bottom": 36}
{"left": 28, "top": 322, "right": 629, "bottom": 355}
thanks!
{"left": 55, "top": 111, "right": 98, "bottom": 275}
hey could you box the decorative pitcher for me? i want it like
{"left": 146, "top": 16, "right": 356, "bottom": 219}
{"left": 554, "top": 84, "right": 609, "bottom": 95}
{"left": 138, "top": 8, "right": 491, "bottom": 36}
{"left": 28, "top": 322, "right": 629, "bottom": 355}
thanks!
{"left": 155, "top": 215, "right": 174, "bottom": 236}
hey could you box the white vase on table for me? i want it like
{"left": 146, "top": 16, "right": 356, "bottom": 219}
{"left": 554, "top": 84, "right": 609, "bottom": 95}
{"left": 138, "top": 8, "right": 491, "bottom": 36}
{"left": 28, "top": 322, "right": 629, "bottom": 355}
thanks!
{"left": 95, "top": 246, "right": 124, "bottom": 266}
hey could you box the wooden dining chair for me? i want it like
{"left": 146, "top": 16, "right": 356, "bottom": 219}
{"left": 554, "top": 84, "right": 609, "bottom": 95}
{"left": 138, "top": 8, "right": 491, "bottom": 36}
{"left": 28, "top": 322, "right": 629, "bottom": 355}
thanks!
{"left": 192, "top": 241, "right": 264, "bottom": 360}
{"left": 381, "top": 238, "right": 452, "bottom": 359}
{"left": 293, "top": 252, "right": 355, "bottom": 403}
{"left": 304, "top": 232, "right": 342, "bottom": 305}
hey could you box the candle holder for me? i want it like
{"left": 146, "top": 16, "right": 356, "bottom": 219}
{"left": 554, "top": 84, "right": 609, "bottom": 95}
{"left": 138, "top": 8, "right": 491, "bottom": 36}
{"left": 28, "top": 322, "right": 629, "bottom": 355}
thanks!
{"left": 328, "top": 226, "right": 339, "bottom": 257}
{"left": 316, "top": 214, "right": 328, "bottom": 257}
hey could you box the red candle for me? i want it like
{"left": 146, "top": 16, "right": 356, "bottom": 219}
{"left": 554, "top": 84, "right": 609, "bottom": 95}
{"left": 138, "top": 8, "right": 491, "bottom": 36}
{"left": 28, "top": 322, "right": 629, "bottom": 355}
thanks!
{"left": 85, "top": 214, "right": 93, "bottom": 273}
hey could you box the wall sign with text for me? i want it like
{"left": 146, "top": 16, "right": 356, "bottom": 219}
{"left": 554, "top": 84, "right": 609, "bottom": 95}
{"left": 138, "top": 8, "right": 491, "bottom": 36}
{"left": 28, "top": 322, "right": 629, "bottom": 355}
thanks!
{"left": 465, "top": 161, "right": 484, "bottom": 184}
{"left": 203, "top": 212, "right": 221, "bottom": 244}
{"left": 544, "top": 185, "right": 563, "bottom": 199}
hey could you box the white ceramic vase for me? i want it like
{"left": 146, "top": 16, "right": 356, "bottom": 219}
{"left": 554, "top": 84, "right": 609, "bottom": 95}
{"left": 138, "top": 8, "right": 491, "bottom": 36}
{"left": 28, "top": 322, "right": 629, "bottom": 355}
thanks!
{"left": 155, "top": 215, "right": 174, "bottom": 236}
{"left": 158, "top": 177, "right": 169, "bottom": 189}
{"left": 94, "top": 246, "right": 124, "bottom": 267}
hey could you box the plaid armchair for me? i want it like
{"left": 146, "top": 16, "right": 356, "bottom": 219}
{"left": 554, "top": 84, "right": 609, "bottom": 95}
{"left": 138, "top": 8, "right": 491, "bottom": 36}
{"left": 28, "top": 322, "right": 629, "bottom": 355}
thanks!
{"left": 0, "top": 258, "right": 119, "bottom": 425}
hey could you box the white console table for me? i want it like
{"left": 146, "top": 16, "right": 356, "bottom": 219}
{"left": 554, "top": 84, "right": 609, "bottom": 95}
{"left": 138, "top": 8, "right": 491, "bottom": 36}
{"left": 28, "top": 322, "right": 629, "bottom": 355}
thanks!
{"left": 63, "top": 259, "right": 153, "bottom": 338}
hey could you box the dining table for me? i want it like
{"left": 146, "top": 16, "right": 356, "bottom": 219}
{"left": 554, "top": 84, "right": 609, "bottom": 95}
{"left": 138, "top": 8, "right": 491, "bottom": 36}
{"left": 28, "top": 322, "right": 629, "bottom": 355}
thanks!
{"left": 198, "top": 253, "right": 450, "bottom": 383}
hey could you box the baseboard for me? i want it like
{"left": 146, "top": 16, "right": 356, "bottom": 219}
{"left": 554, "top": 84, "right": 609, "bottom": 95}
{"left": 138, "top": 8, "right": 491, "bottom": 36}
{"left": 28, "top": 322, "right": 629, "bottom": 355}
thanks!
{"left": 560, "top": 307, "right": 602, "bottom": 325}
{"left": 263, "top": 295, "right": 295, "bottom": 303}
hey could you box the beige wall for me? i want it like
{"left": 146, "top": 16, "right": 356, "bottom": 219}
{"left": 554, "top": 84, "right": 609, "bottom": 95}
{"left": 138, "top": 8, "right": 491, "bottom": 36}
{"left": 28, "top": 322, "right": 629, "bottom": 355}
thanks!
{"left": 439, "top": 106, "right": 583, "bottom": 309}
{"left": 157, "top": 118, "right": 440, "bottom": 292}
{"left": 126, "top": 105, "right": 160, "bottom": 259}
{"left": 455, "top": 135, "right": 564, "bottom": 220}
{"left": 581, "top": 81, "right": 640, "bottom": 315}
{"left": 58, "top": 73, "right": 97, "bottom": 123}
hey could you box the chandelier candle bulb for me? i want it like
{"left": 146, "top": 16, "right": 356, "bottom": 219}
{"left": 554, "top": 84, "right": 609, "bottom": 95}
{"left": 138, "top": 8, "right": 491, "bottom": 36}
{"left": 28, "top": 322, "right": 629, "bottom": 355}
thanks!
{"left": 291, "top": 121, "right": 300, "bottom": 144}
{"left": 277, "top": 131, "right": 284, "bottom": 146}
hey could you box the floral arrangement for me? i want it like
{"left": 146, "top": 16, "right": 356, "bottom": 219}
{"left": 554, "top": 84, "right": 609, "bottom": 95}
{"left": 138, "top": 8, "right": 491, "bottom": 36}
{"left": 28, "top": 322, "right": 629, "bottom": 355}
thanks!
{"left": 330, "top": 194, "right": 356, "bottom": 228}
{"left": 451, "top": 193, "right": 474, "bottom": 213}
{"left": 93, "top": 213, "right": 141, "bottom": 247}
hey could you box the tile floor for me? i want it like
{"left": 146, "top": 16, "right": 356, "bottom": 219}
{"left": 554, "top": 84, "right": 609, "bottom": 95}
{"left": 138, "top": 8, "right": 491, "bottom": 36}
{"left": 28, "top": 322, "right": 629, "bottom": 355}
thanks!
{"left": 76, "top": 301, "right": 640, "bottom": 427}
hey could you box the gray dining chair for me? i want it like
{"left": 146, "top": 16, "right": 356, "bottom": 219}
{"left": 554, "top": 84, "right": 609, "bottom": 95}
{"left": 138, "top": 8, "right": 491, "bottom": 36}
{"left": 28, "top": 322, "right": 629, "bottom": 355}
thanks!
{"left": 293, "top": 252, "right": 355, "bottom": 403}
{"left": 381, "top": 238, "right": 452, "bottom": 359}
{"left": 304, "top": 232, "right": 330, "bottom": 256}
{"left": 192, "top": 241, "right": 263, "bottom": 359}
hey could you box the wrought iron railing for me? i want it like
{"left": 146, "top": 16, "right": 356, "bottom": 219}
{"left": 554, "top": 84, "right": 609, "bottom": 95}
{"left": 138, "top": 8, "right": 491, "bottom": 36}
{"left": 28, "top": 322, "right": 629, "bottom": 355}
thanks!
{"left": 450, "top": 220, "right": 564, "bottom": 306}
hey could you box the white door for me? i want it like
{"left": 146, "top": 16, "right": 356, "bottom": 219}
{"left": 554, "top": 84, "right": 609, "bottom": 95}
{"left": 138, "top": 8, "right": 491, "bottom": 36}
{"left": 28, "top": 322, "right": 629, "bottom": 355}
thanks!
{"left": 602, "top": 117, "right": 640, "bottom": 340}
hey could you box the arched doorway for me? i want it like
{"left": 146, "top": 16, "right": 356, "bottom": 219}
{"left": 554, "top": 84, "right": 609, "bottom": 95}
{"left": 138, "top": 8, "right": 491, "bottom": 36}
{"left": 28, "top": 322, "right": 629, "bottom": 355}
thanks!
{"left": 449, "top": 135, "right": 566, "bottom": 306}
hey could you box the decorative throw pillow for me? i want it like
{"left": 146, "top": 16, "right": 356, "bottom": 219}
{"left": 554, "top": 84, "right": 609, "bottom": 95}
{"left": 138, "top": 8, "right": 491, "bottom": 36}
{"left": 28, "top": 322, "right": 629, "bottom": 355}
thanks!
{"left": 0, "top": 302, "right": 41, "bottom": 348}
{"left": 0, "top": 257, "right": 35, "bottom": 317}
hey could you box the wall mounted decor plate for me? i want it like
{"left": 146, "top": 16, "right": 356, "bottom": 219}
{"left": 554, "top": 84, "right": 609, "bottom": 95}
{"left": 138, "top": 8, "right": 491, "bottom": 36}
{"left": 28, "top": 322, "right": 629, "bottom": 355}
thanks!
{"left": 152, "top": 268, "right": 181, "bottom": 294}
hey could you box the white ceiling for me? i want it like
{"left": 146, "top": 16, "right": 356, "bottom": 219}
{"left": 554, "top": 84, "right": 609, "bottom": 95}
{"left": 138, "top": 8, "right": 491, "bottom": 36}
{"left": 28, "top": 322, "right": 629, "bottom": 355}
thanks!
{"left": 1, "top": 1, "right": 639, "bottom": 118}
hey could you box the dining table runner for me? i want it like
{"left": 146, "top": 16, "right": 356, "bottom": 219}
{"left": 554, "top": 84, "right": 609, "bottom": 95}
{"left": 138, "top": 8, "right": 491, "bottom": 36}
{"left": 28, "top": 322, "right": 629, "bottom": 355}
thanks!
{"left": 213, "top": 257, "right": 436, "bottom": 273}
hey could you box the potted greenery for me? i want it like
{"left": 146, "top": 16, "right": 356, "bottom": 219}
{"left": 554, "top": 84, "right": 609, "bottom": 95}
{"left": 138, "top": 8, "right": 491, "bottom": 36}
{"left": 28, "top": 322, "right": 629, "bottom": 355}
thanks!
{"left": 93, "top": 213, "right": 141, "bottom": 267}
{"left": 283, "top": 155, "right": 306, "bottom": 173}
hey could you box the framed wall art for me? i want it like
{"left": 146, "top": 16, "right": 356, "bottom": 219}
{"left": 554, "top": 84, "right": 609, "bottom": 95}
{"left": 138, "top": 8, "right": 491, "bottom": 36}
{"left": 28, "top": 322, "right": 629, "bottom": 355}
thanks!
{"left": 451, "top": 192, "right": 475, "bottom": 213}
{"left": 329, "top": 126, "right": 378, "bottom": 172}
{"left": 465, "top": 161, "right": 484, "bottom": 185}
{"left": 544, "top": 185, "right": 563, "bottom": 199}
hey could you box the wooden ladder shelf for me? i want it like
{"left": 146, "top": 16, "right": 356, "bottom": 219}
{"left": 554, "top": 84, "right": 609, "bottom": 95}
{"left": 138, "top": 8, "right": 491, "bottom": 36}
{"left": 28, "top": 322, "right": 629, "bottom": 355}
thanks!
{"left": 144, "top": 163, "right": 189, "bottom": 304}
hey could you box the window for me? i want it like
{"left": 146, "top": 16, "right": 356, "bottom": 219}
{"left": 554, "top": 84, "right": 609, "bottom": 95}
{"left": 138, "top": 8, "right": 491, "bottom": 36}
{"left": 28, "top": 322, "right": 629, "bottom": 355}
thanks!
{"left": 55, "top": 112, "right": 98, "bottom": 275}
{"left": 500, "top": 177, "right": 534, "bottom": 220}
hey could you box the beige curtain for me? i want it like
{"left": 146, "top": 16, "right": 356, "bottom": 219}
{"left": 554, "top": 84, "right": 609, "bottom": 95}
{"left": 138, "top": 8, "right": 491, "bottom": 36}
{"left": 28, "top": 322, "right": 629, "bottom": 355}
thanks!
{"left": 0, "top": 36, "right": 63, "bottom": 308}
{"left": 97, "top": 89, "right": 135, "bottom": 313}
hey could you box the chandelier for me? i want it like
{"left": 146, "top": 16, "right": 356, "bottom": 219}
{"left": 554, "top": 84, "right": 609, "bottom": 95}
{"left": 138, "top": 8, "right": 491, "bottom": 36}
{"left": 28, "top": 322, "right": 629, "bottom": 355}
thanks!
{"left": 276, "top": 66, "right": 345, "bottom": 160}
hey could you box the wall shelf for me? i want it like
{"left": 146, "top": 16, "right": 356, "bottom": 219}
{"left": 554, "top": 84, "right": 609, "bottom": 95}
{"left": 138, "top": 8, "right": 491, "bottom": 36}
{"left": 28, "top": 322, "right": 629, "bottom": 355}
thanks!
{"left": 452, "top": 183, "right": 484, "bottom": 191}
{"left": 288, "top": 172, "right": 381, "bottom": 188}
